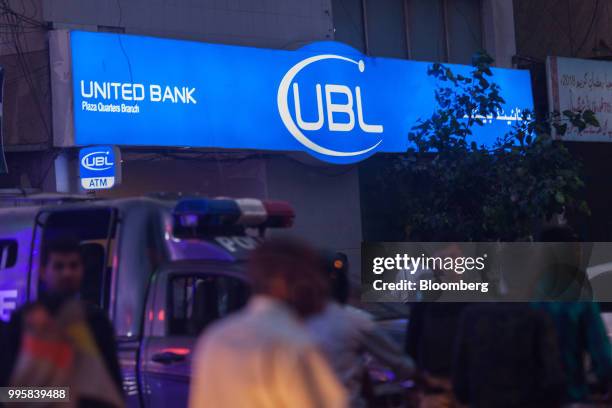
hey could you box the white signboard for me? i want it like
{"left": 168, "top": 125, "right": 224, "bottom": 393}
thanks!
{"left": 547, "top": 56, "right": 612, "bottom": 141}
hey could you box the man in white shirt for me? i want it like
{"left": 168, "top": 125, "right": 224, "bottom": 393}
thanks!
{"left": 307, "top": 254, "right": 415, "bottom": 407}
{"left": 189, "top": 239, "right": 347, "bottom": 408}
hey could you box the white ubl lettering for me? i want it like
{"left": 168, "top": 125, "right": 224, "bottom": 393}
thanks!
{"left": 292, "top": 83, "right": 383, "bottom": 133}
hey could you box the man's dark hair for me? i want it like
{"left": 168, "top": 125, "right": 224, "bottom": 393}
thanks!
{"left": 42, "top": 237, "right": 82, "bottom": 266}
{"left": 248, "top": 238, "right": 328, "bottom": 317}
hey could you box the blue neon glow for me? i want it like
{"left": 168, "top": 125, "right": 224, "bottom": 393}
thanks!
{"left": 71, "top": 31, "right": 534, "bottom": 164}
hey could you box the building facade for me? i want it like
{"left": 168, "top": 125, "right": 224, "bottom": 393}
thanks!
{"left": 514, "top": 0, "right": 612, "bottom": 241}
{"left": 0, "top": 0, "right": 521, "bottom": 279}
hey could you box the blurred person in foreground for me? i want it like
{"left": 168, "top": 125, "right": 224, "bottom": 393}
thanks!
{"left": 0, "top": 319, "right": 8, "bottom": 386}
{"left": 3, "top": 237, "right": 123, "bottom": 406}
{"left": 189, "top": 238, "right": 347, "bottom": 408}
{"left": 453, "top": 303, "right": 566, "bottom": 408}
{"left": 534, "top": 226, "right": 592, "bottom": 301}
{"left": 532, "top": 226, "right": 612, "bottom": 405}
{"left": 307, "top": 253, "right": 416, "bottom": 407}
{"left": 405, "top": 239, "right": 472, "bottom": 407}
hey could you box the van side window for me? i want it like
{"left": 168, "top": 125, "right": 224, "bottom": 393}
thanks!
{"left": 168, "top": 275, "right": 249, "bottom": 336}
{"left": 40, "top": 208, "right": 116, "bottom": 310}
{"left": 80, "top": 242, "right": 107, "bottom": 307}
{"left": 0, "top": 240, "right": 17, "bottom": 270}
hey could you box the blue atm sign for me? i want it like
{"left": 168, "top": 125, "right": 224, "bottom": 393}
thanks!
{"left": 70, "top": 31, "right": 534, "bottom": 164}
{"left": 79, "top": 146, "right": 121, "bottom": 190}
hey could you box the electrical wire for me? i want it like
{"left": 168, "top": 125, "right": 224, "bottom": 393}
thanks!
{"left": 0, "top": 0, "right": 51, "bottom": 185}
{"left": 122, "top": 148, "right": 359, "bottom": 178}
{"left": 3, "top": 2, "right": 51, "bottom": 142}
{"left": 334, "top": 0, "right": 366, "bottom": 47}
{"left": 448, "top": 0, "right": 482, "bottom": 51}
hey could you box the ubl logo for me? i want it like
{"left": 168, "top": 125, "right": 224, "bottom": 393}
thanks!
{"left": 81, "top": 151, "right": 114, "bottom": 171}
{"left": 278, "top": 55, "right": 383, "bottom": 159}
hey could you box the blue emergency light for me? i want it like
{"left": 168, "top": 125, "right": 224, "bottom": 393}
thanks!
{"left": 174, "top": 198, "right": 241, "bottom": 227}
{"left": 173, "top": 198, "right": 295, "bottom": 234}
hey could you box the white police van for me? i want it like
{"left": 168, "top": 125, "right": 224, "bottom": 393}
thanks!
{"left": 0, "top": 194, "right": 294, "bottom": 407}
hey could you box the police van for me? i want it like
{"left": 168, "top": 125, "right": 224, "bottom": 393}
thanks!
{"left": 0, "top": 194, "right": 295, "bottom": 407}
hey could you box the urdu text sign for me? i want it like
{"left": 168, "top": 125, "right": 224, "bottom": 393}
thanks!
{"left": 547, "top": 56, "right": 612, "bottom": 141}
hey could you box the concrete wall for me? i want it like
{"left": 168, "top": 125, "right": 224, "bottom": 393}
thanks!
{"left": 513, "top": 0, "right": 612, "bottom": 241}
{"left": 265, "top": 155, "right": 363, "bottom": 281}
{"left": 96, "top": 153, "right": 269, "bottom": 199}
{"left": 514, "top": 0, "right": 611, "bottom": 61}
{"left": 482, "top": 0, "right": 516, "bottom": 68}
{"left": 43, "top": 0, "right": 334, "bottom": 49}
{"left": 0, "top": 0, "right": 52, "bottom": 190}
{"left": 0, "top": 0, "right": 50, "bottom": 151}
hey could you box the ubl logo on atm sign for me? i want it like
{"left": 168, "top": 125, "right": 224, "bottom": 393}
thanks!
{"left": 81, "top": 150, "right": 114, "bottom": 171}
{"left": 79, "top": 146, "right": 121, "bottom": 190}
{"left": 278, "top": 54, "right": 384, "bottom": 163}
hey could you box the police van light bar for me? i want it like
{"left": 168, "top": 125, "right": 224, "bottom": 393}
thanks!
{"left": 173, "top": 198, "right": 294, "bottom": 229}
{"left": 262, "top": 200, "right": 295, "bottom": 228}
{"left": 174, "top": 198, "right": 241, "bottom": 227}
{"left": 236, "top": 198, "right": 267, "bottom": 226}
{"left": 179, "top": 214, "right": 199, "bottom": 227}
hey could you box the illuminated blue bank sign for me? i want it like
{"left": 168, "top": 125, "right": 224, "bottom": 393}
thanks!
{"left": 79, "top": 146, "right": 121, "bottom": 190}
{"left": 70, "top": 31, "right": 534, "bottom": 164}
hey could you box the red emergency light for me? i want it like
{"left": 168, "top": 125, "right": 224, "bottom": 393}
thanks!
{"left": 173, "top": 198, "right": 294, "bottom": 232}
{"left": 262, "top": 200, "right": 295, "bottom": 228}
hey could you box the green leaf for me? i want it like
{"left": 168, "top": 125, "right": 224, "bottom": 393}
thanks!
{"left": 553, "top": 123, "right": 568, "bottom": 135}
{"left": 562, "top": 110, "right": 575, "bottom": 118}
{"left": 398, "top": 61, "right": 588, "bottom": 241}
{"left": 582, "top": 110, "right": 600, "bottom": 127}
